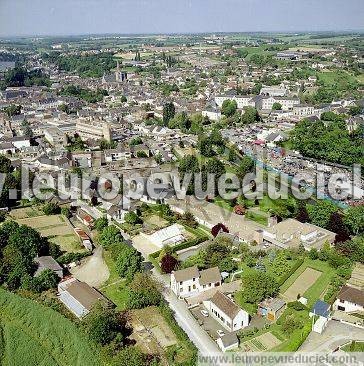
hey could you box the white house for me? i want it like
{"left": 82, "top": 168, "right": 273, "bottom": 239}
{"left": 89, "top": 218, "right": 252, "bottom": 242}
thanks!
{"left": 171, "top": 266, "right": 222, "bottom": 298}
{"left": 333, "top": 286, "right": 364, "bottom": 313}
{"left": 203, "top": 291, "right": 249, "bottom": 332}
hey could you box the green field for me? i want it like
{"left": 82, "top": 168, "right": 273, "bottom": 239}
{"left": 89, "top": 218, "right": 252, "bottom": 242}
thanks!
{"left": 280, "top": 258, "right": 336, "bottom": 307}
{"left": 0, "top": 289, "right": 105, "bottom": 366}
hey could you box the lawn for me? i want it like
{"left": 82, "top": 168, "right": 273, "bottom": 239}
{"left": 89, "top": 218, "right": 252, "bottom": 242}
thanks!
{"left": 279, "top": 258, "right": 336, "bottom": 307}
{"left": 99, "top": 249, "right": 130, "bottom": 310}
{"left": 0, "top": 289, "right": 105, "bottom": 366}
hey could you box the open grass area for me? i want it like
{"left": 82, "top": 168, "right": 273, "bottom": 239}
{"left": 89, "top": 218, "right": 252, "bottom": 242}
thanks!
{"left": 99, "top": 247, "right": 130, "bottom": 309}
{"left": 280, "top": 258, "right": 336, "bottom": 307}
{"left": 0, "top": 289, "right": 104, "bottom": 366}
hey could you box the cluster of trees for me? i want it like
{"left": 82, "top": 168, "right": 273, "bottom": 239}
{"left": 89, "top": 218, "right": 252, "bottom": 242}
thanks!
{"left": 197, "top": 129, "right": 225, "bottom": 157}
{"left": 221, "top": 100, "right": 261, "bottom": 126}
{"left": 296, "top": 199, "right": 363, "bottom": 242}
{"left": 178, "top": 154, "right": 226, "bottom": 194}
{"left": 167, "top": 112, "right": 209, "bottom": 135}
{"left": 183, "top": 236, "right": 238, "bottom": 273}
{"left": 0, "top": 156, "right": 21, "bottom": 208}
{"left": 290, "top": 117, "right": 364, "bottom": 166}
{"left": 0, "top": 220, "right": 58, "bottom": 291}
{"left": 0, "top": 66, "right": 50, "bottom": 90}
{"left": 66, "top": 133, "right": 87, "bottom": 151}
{"left": 60, "top": 85, "right": 108, "bottom": 103}
{"left": 44, "top": 52, "right": 117, "bottom": 78}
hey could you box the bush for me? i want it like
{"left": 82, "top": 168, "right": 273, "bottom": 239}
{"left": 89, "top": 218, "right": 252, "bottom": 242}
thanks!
{"left": 287, "top": 301, "right": 307, "bottom": 311}
{"left": 43, "top": 202, "right": 61, "bottom": 215}
{"left": 160, "top": 253, "right": 179, "bottom": 274}
{"left": 61, "top": 207, "right": 72, "bottom": 218}
{"left": 211, "top": 223, "right": 229, "bottom": 237}
{"left": 94, "top": 217, "right": 108, "bottom": 232}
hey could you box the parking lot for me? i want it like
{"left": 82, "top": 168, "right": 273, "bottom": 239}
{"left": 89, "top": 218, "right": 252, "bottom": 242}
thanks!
{"left": 190, "top": 304, "right": 230, "bottom": 341}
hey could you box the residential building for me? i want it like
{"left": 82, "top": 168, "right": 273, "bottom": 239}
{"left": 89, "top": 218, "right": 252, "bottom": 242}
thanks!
{"left": 333, "top": 286, "right": 364, "bottom": 313}
{"left": 203, "top": 291, "right": 249, "bottom": 332}
{"left": 75, "top": 119, "right": 112, "bottom": 142}
{"left": 74, "top": 228, "right": 93, "bottom": 251}
{"left": 260, "top": 86, "right": 287, "bottom": 97}
{"left": 44, "top": 127, "right": 67, "bottom": 146}
{"left": 171, "top": 266, "right": 221, "bottom": 298}
{"left": 254, "top": 218, "right": 336, "bottom": 250}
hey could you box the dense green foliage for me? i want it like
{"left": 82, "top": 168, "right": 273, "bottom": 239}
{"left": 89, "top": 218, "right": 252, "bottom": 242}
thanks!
{"left": 44, "top": 52, "right": 117, "bottom": 78}
{"left": 290, "top": 118, "right": 364, "bottom": 166}
{"left": 0, "top": 67, "right": 50, "bottom": 90}
{"left": 60, "top": 85, "right": 108, "bottom": 103}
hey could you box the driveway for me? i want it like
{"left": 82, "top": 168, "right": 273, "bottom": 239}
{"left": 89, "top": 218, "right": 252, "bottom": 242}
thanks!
{"left": 299, "top": 320, "right": 364, "bottom": 352}
{"left": 70, "top": 246, "right": 110, "bottom": 288}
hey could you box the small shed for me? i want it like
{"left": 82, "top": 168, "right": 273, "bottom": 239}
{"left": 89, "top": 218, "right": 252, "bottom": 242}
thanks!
{"left": 310, "top": 300, "right": 330, "bottom": 318}
{"left": 258, "top": 298, "right": 286, "bottom": 321}
{"left": 217, "top": 333, "right": 239, "bottom": 352}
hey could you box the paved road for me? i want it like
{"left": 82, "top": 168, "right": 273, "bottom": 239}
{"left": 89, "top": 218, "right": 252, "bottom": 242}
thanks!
{"left": 299, "top": 320, "right": 364, "bottom": 352}
{"left": 152, "top": 268, "right": 221, "bottom": 355}
{"left": 71, "top": 246, "right": 110, "bottom": 288}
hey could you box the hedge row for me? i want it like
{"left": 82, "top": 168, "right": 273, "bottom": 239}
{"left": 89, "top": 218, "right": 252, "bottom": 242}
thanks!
{"left": 278, "top": 257, "right": 305, "bottom": 287}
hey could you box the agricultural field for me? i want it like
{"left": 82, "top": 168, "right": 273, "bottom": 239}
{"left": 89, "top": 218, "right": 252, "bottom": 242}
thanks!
{"left": 0, "top": 289, "right": 104, "bottom": 366}
{"left": 14, "top": 213, "right": 86, "bottom": 254}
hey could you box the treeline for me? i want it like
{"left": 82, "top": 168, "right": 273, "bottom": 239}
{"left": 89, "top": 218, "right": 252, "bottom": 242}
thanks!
{"left": 0, "top": 66, "right": 50, "bottom": 90}
{"left": 290, "top": 116, "right": 364, "bottom": 166}
{"left": 43, "top": 52, "right": 117, "bottom": 78}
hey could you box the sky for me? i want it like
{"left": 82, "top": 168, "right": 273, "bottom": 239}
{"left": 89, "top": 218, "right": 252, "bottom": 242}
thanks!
{"left": 0, "top": 0, "right": 363, "bottom": 37}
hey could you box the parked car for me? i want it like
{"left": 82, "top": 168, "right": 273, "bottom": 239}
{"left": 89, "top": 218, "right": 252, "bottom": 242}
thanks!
{"left": 201, "top": 309, "right": 209, "bottom": 317}
{"left": 217, "top": 330, "right": 225, "bottom": 337}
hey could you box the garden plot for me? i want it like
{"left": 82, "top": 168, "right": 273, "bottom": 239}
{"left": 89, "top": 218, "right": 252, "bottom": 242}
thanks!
{"left": 282, "top": 267, "right": 322, "bottom": 302}
{"left": 132, "top": 306, "right": 178, "bottom": 349}
{"left": 241, "top": 332, "right": 282, "bottom": 351}
{"left": 16, "top": 214, "right": 83, "bottom": 253}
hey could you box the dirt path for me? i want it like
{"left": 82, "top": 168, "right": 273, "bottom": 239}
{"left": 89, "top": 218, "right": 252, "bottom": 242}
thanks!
{"left": 70, "top": 246, "right": 110, "bottom": 288}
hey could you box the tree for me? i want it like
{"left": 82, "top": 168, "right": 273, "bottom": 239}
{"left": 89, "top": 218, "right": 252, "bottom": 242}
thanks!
{"left": 94, "top": 217, "right": 108, "bottom": 232}
{"left": 211, "top": 223, "right": 229, "bottom": 237}
{"left": 124, "top": 211, "right": 142, "bottom": 225}
{"left": 98, "top": 226, "right": 124, "bottom": 248}
{"left": 83, "top": 302, "right": 128, "bottom": 346}
{"left": 296, "top": 203, "right": 310, "bottom": 223}
{"left": 282, "top": 314, "right": 303, "bottom": 334}
{"left": 237, "top": 155, "right": 254, "bottom": 179}
{"left": 42, "top": 202, "right": 60, "bottom": 215}
{"left": 180, "top": 211, "right": 198, "bottom": 228}
{"left": 61, "top": 207, "right": 72, "bottom": 218}
{"left": 307, "top": 201, "right": 338, "bottom": 228}
{"left": 344, "top": 205, "right": 364, "bottom": 235}
{"left": 4, "top": 104, "right": 21, "bottom": 117}
{"left": 272, "top": 102, "right": 282, "bottom": 110}
{"left": 327, "top": 212, "right": 351, "bottom": 243}
{"left": 126, "top": 273, "right": 162, "bottom": 309}
{"left": 111, "top": 346, "right": 148, "bottom": 366}
{"left": 163, "top": 102, "right": 175, "bottom": 125}
{"left": 241, "top": 107, "right": 261, "bottom": 124}
{"left": 221, "top": 99, "right": 237, "bottom": 117}
{"left": 204, "top": 239, "right": 232, "bottom": 268}
{"left": 116, "top": 245, "right": 143, "bottom": 281}
{"left": 335, "top": 236, "right": 364, "bottom": 263}
{"left": 241, "top": 271, "right": 279, "bottom": 303}
{"left": 160, "top": 253, "right": 178, "bottom": 274}
{"left": 24, "top": 269, "right": 59, "bottom": 292}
